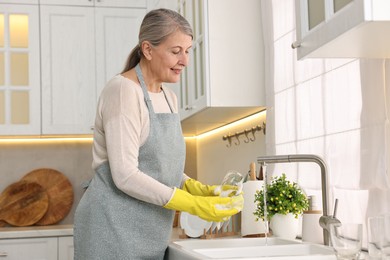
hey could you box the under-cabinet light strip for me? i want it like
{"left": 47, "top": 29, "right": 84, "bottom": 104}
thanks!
{"left": 0, "top": 110, "right": 266, "bottom": 143}
{"left": 184, "top": 110, "right": 267, "bottom": 140}
{"left": 0, "top": 136, "right": 93, "bottom": 144}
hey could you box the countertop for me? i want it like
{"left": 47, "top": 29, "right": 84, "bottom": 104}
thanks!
{"left": 0, "top": 226, "right": 183, "bottom": 240}
{"left": 0, "top": 224, "right": 73, "bottom": 239}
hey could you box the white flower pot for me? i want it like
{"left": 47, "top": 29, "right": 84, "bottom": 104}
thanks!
{"left": 270, "top": 213, "right": 299, "bottom": 240}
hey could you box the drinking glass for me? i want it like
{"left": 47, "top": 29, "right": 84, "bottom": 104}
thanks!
{"left": 367, "top": 216, "right": 384, "bottom": 259}
{"left": 216, "top": 171, "right": 244, "bottom": 228}
{"left": 329, "top": 223, "right": 362, "bottom": 260}
{"left": 220, "top": 170, "right": 244, "bottom": 197}
{"left": 383, "top": 214, "right": 390, "bottom": 260}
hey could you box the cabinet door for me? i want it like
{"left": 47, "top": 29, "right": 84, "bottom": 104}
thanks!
{"left": 58, "top": 236, "right": 74, "bottom": 260}
{"left": 186, "top": 0, "right": 207, "bottom": 113}
{"left": 0, "top": 4, "right": 40, "bottom": 135}
{"left": 39, "top": 0, "right": 94, "bottom": 6}
{"left": 295, "top": 0, "right": 390, "bottom": 59}
{"left": 40, "top": 5, "right": 96, "bottom": 134}
{"left": 0, "top": 237, "right": 57, "bottom": 260}
{"left": 95, "top": 7, "right": 145, "bottom": 96}
{"left": 95, "top": 0, "right": 147, "bottom": 8}
{"left": 177, "top": 0, "right": 207, "bottom": 120}
{"left": 39, "top": 0, "right": 147, "bottom": 8}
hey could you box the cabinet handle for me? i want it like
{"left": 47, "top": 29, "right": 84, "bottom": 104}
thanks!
{"left": 291, "top": 41, "right": 301, "bottom": 49}
{"left": 0, "top": 252, "right": 8, "bottom": 257}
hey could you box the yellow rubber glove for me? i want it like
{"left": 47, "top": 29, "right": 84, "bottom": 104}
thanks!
{"left": 183, "top": 178, "right": 239, "bottom": 197}
{"left": 164, "top": 188, "right": 244, "bottom": 222}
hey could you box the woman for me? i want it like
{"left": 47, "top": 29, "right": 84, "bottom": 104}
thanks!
{"left": 74, "top": 8, "right": 243, "bottom": 260}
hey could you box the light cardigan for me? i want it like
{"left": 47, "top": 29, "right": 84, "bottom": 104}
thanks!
{"left": 92, "top": 75, "right": 187, "bottom": 206}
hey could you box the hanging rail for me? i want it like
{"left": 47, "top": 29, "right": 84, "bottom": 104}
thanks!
{"left": 222, "top": 122, "right": 266, "bottom": 147}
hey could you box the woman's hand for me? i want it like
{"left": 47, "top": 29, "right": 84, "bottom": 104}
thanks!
{"left": 182, "top": 178, "right": 240, "bottom": 197}
{"left": 164, "top": 188, "right": 244, "bottom": 222}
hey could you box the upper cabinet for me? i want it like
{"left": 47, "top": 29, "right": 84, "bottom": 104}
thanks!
{"left": 176, "top": 0, "right": 265, "bottom": 136}
{"left": 40, "top": 2, "right": 145, "bottom": 134}
{"left": 295, "top": 0, "right": 390, "bottom": 59}
{"left": 40, "top": 5, "right": 97, "bottom": 135}
{"left": 0, "top": 4, "right": 41, "bottom": 135}
{"left": 0, "top": 1, "right": 145, "bottom": 136}
{"left": 39, "top": 0, "right": 147, "bottom": 8}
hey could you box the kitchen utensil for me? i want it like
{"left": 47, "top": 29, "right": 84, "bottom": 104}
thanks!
{"left": 22, "top": 168, "right": 74, "bottom": 225}
{"left": 249, "top": 162, "right": 257, "bottom": 181}
{"left": 0, "top": 180, "right": 49, "bottom": 226}
{"left": 258, "top": 164, "right": 264, "bottom": 180}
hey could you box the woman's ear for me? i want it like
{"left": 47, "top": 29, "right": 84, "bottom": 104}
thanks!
{"left": 141, "top": 41, "right": 153, "bottom": 60}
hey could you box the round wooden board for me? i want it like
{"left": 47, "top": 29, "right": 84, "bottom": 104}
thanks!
{"left": 0, "top": 180, "right": 49, "bottom": 226}
{"left": 22, "top": 168, "right": 74, "bottom": 225}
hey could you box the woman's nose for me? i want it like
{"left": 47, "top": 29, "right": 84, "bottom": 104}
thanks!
{"left": 179, "top": 53, "right": 189, "bottom": 66}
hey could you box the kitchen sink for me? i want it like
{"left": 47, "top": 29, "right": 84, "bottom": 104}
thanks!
{"left": 166, "top": 237, "right": 336, "bottom": 260}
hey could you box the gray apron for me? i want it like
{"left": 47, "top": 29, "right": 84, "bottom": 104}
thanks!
{"left": 74, "top": 64, "right": 185, "bottom": 260}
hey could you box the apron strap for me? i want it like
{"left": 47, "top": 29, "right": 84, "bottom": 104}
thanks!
{"left": 135, "top": 64, "right": 155, "bottom": 114}
{"left": 135, "top": 63, "right": 174, "bottom": 114}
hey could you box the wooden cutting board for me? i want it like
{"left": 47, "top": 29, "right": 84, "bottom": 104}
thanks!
{"left": 0, "top": 180, "right": 49, "bottom": 226}
{"left": 22, "top": 168, "right": 74, "bottom": 225}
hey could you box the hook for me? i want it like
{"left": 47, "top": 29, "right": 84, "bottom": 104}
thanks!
{"left": 234, "top": 133, "right": 240, "bottom": 145}
{"left": 244, "top": 130, "right": 250, "bottom": 143}
{"left": 223, "top": 135, "right": 232, "bottom": 147}
{"left": 249, "top": 127, "right": 256, "bottom": 141}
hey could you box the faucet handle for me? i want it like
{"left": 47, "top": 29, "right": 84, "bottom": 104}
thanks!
{"left": 319, "top": 215, "right": 341, "bottom": 230}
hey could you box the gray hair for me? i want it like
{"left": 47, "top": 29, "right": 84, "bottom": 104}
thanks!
{"left": 121, "top": 8, "right": 193, "bottom": 73}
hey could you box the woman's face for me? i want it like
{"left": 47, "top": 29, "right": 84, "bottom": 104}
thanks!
{"left": 149, "top": 30, "right": 192, "bottom": 83}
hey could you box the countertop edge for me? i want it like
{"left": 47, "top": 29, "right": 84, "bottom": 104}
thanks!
{"left": 0, "top": 224, "right": 73, "bottom": 239}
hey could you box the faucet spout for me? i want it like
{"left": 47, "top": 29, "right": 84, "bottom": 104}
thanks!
{"left": 257, "top": 154, "right": 330, "bottom": 245}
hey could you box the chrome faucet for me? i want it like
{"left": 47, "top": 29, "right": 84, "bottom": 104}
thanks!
{"left": 257, "top": 154, "right": 339, "bottom": 246}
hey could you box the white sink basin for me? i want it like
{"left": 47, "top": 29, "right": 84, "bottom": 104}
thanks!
{"left": 167, "top": 237, "right": 336, "bottom": 260}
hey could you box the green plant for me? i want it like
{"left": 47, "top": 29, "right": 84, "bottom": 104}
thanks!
{"left": 254, "top": 173, "right": 309, "bottom": 220}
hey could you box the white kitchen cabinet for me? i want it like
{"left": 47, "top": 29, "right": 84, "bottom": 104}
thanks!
{"left": 1, "top": 0, "right": 38, "bottom": 4}
{"left": 40, "top": 4, "right": 145, "bottom": 134}
{"left": 95, "top": 7, "right": 146, "bottom": 96}
{"left": 177, "top": 0, "right": 265, "bottom": 136}
{"left": 0, "top": 4, "right": 41, "bottom": 135}
{"left": 0, "top": 236, "right": 74, "bottom": 260}
{"left": 58, "top": 236, "right": 74, "bottom": 260}
{"left": 40, "top": 5, "right": 97, "bottom": 135}
{"left": 39, "top": 0, "right": 147, "bottom": 8}
{"left": 295, "top": 0, "right": 390, "bottom": 59}
{"left": 0, "top": 237, "right": 57, "bottom": 260}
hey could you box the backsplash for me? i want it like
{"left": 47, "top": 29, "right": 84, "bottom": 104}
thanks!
{"left": 0, "top": 140, "right": 94, "bottom": 225}
{"left": 0, "top": 112, "right": 267, "bottom": 227}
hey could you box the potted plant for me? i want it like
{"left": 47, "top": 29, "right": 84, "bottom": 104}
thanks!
{"left": 254, "top": 173, "right": 309, "bottom": 239}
